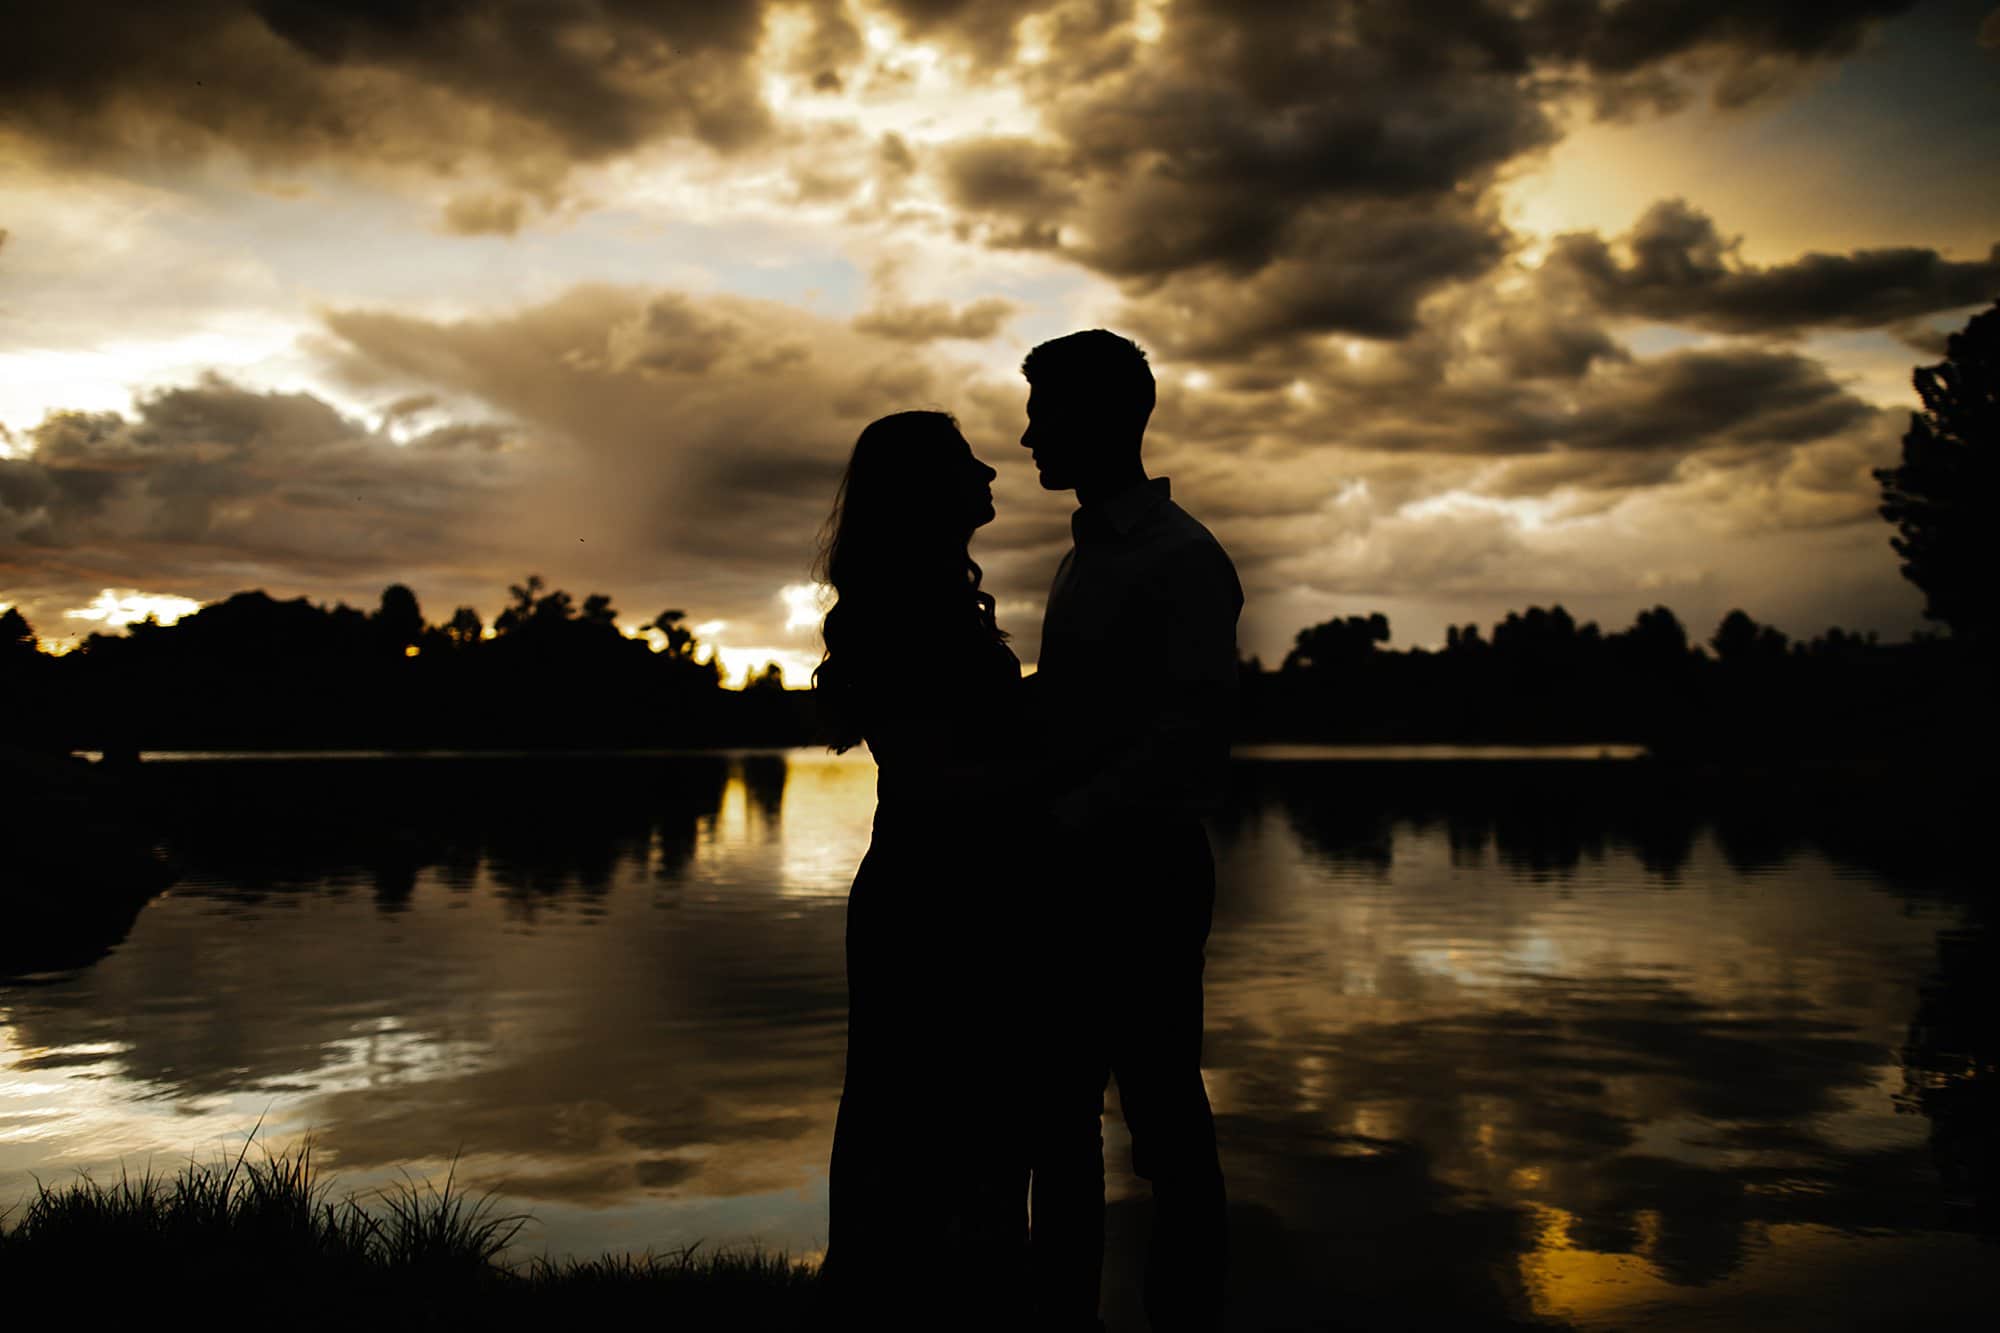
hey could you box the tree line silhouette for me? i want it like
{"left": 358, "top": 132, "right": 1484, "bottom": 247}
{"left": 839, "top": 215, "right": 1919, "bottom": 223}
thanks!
{"left": 0, "top": 583, "right": 1975, "bottom": 756}
{"left": 1, "top": 577, "right": 806, "bottom": 754}
{"left": 1236, "top": 602, "right": 1976, "bottom": 753}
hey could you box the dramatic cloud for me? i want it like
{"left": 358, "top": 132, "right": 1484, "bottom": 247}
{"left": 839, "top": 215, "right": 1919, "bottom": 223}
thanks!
{"left": 1538, "top": 0, "right": 1923, "bottom": 110}
{"left": 1547, "top": 0, "right": 1920, "bottom": 70}
{"left": 911, "top": 0, "right": 1932, "bottom": 357}
{"left": 937, "top": 135, "right": 1074, "bottom": 250}
{"left": 921, "top": 7, "right": 1556, "bottom": 354}
{"left": 1509, "top": 346, "right": 1877, "bottom": 455}
{"left": 1556, "top": 200, "right": 2000, "bottom": 333}
{"left": 851, "top": 296, "right": 1015, "bottom": 341}
{"left": 1479, "top": 306, "right": 1630, "bottom": 382}
{"left": 1117, "top": 201, "right": 1513, "bottom": 357}
{"left": 440, "top": 192, "right": 528, "bottom": 237}
{"left": 308, "top": 285, "right": 1070, "bottom": 655}
{"left": 0, "top": 0, "right": 777, "bottom": 192}
{"left": 0, "top": 374, "right": 531, "bottom": 641}
{"left": 0, "top": 0, "right": 1928, "bottom": 212}
{"left": 0, "top": 375, "right": 516, "bottom": 553}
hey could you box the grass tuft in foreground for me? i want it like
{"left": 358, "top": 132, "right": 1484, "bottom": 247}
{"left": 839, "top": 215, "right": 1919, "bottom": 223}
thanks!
{"left": 0, "top": 1135, "right": 820, "bottom": 1330}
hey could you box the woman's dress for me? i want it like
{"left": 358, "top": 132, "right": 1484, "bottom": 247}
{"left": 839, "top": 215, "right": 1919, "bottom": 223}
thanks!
{"left": 822, "top": 628, "right": 1036, "bottom": 1326}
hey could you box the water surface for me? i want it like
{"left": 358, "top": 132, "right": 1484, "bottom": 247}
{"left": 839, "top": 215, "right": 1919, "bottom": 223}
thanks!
{"left": 2, "top": 751, "right": 1988, "bottom": 1330}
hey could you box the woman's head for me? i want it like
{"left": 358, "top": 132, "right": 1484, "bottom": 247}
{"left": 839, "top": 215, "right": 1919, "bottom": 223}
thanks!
{"left": 813, "top": 411, "right": 1004, "bottom": 750}
{"left": 826, "top": 411, "right": 996, "bottom": 555}
{"left": 816, "top": 411, "right": 998, "bottom": 602}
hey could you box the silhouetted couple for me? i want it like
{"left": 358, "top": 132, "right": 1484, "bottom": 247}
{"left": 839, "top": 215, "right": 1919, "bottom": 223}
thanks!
{"left": 815, "top": 330, "right": 1242, "bottom": 1330}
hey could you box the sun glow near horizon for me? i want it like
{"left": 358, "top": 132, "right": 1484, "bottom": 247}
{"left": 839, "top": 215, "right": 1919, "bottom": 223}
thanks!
{"left": 63, "top": 589, "right": 202, "bottom": 631}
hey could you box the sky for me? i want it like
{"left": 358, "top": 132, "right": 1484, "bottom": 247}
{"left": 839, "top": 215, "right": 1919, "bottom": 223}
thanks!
{"left": 2, "top": 0, "right": 1997, "bottom": 681}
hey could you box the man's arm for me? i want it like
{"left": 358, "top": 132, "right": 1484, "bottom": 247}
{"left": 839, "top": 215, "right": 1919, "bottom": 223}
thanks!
{"left": 1052, "top": 538, "right": 1241, "bottom": 828}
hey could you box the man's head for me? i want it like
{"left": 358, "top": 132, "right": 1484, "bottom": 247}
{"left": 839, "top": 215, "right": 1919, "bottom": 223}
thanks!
{"left": 1020, "top": 329, "right": 1155, "bottom": 492}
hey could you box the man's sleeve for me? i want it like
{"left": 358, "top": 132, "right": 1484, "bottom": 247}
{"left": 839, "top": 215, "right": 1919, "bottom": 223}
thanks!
{"left": 1054, "top": 537, "right": 1242, "bottom": 827}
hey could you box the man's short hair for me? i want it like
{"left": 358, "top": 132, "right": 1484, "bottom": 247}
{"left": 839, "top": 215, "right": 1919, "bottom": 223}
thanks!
{"left": 1022, "top": 329, "right": 1156, "bottom": 434}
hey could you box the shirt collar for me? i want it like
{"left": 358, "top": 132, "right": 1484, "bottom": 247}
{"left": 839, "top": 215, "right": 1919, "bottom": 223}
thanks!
{"left": 1073, "top": 476, "right": 1170, "bottom": 542}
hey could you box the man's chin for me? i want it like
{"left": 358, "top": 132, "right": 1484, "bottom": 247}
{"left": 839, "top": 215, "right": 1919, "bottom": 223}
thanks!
{"left": 1035, "top": 468, "right": 1073, "bottom": 491}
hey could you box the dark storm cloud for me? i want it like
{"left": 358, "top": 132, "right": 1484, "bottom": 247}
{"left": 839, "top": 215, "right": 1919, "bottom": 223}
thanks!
{"left": 919, "top": 6, "right": 1560, "bottom": 351}
{"left": 1053, "top": 65, "right": 1550, "bottom": 281}
{"left": 1482, "top": 306, "right": 1630, "bottom": 380}
{"left": 1537, "top": 346, "right": 1876, "bottom": 454}
{"left": 308, "top": 284, "right": 1061, "bottom": 645}
{"left": 0, "top": 375, "right": 521, "bottom": 630}
{"left": 1364, "top": 0, "right": 1921, "bottom": 114}
{"left": 316, "top": 285, "right": 866, "bottom": 567}
{"left": 599, "top": 293, "right": 748, "bottom": 375}
{"left": 1529, "top": 0, "right": 1920, "bottom": 94}
{"left": 1143, "top": 316, "right": 1874, "bottom": 467}
{"left": 0, "top": 0, "right": 1927, "bottom": 223}
{"left": 1118, "top": 200, "right": 1513, "bottom": 356}
{"left": 1122, "top": 321, "right": 1890, "bottom": 568}
{"left": 440, "top": 193, "right": 527, "bottom": 237}
{"left": 0, "top": 0, "right": 776, "bottom": 189}
{"left": 1555, "top": 200, "right": 2000, "bottom": 334}
{"left": 908, "top": 0, "right": 1928, "bottom": 358}
{"left": 0, "top": 375, "right": 509, "bottom": 547}
{"left": 851, "top": 296, "right": 1015, "bottom": 341}
{"left": 939, "top": 135, "right": 1073, "bottom": 213}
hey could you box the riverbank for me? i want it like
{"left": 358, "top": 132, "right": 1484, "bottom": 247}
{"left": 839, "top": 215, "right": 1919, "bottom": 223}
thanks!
{"left": 0, "top": 1143, "right": 819, "bottom": 1329}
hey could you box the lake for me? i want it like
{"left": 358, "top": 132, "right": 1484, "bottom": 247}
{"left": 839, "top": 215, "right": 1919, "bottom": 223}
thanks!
{"left": 2, "top": 750, "right": 1990, "bottom": 1330}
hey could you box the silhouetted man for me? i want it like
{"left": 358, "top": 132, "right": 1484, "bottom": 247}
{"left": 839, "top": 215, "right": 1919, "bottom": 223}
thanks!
{"left": 1022, "top": 329, "right": 1240, "bottom": 1332}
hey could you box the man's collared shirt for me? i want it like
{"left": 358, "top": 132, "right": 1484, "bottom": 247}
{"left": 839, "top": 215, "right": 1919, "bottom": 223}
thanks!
{"left": 1037, "top": 476, "right": 1243, "bottom": 822}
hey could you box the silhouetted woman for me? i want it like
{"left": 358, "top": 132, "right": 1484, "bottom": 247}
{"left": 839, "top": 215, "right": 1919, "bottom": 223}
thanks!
{"left": 814, "top": 411, "right": 1032, "bottom": 1327}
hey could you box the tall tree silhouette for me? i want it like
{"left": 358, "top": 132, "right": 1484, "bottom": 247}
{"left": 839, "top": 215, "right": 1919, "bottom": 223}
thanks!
{"left": 494, "top": 575, "right": 545, "bottom": 636}
{"left": 0, "top": 606, "right": 37, "bottom": 659}
{"left": 0, "top": 606, "right": 48, "bottom": 748}
{"left": 647, "top": 609, "right": 696, "bottom": 658}
{"left": 494, "top": 574, "right": 579, "bottom": 638}
{"left": 444, "top": 606, "right": 483, "bottom": 647}
{"left": 374, "top": 583, "right": 424, "bottom": 653}
{"left": 1444, "top": 623, "right": 1487, "bottom": 655}
{"left": 1875, "top": 299, "right": 1999, "bottom": 654}
{"left": 1492, "top": 605, "right": 1599, "bottom": 662}
{"left": 1617, "top": 606, "right": 1691, "bottom": 664}
{"left": 1282, "top": 613, "right": 1389, "bottom": 672}
{"left": 1710, "top": 609, "right": 1789, "bottom": 664}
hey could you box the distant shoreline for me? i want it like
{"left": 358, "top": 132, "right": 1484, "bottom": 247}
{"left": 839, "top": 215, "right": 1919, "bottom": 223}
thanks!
{"left": 66, "top": 742, "right": 1650, "bottom": 764}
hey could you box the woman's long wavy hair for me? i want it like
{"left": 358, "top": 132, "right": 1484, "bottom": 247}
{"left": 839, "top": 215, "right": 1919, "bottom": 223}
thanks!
{"left": 813, "top": 411, "right": 1004, "bottom": 752}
